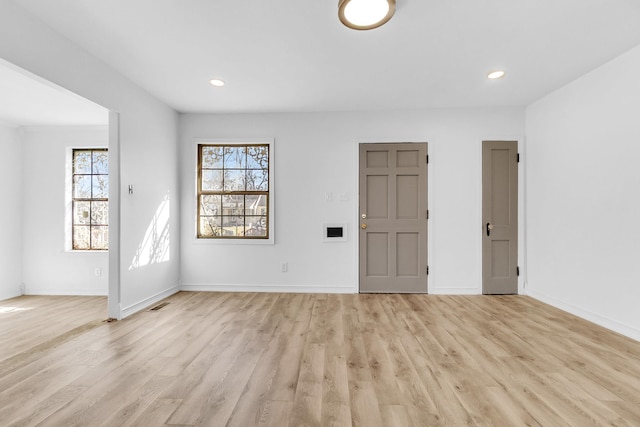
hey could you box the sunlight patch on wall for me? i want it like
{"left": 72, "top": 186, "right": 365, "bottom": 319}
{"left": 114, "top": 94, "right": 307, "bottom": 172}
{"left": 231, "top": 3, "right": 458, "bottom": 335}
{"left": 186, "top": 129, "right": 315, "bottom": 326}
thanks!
{"left": 129, "top": 194, "right": 170, "bottom": 270}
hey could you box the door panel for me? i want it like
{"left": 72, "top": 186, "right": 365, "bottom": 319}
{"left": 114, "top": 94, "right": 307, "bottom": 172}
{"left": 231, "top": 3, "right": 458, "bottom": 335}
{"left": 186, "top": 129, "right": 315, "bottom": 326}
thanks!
{"left": 359, "top": 143, "right": 428, "bottom": 293}
{"left": 367, "top": 150, "right": 389, "bottom": 168}
{"left": 366, "top": 233, "right": 389, "bottom": 276}
{"left": 491, "top": 240, "right": 510, "bottom": 277}
{"left": 397, "top": 232, "right": 420, "bottom": 277}
{"left": 397, "top": 149, "right": 420, "bottom": 167}
{"left": 366, "top": 176, "right": 389, "bottom": 219}
{"left": 397, "top": 175, "right": 419, "bottom": 219}
{"left": 482, "top": 140, "right": 518, "bottom": 294}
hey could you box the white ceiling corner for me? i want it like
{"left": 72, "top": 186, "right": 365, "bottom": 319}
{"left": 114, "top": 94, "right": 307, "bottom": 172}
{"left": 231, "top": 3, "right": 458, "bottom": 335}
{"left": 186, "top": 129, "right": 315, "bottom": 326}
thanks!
{"left": 6, "top": 0, "right": 640, "bottom": 114}
{"left": 0, "top": 58, "right": 108, "bottom": 127}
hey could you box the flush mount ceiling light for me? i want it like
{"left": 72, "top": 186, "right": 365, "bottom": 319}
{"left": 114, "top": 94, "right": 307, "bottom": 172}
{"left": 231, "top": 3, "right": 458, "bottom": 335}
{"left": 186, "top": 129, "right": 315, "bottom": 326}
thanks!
{"left": 209, "top": 79, "right": 225, "bottom": 87}
{"left": 487, "top": 70, "right": 505, "bottom": 80}
{"left": 338, "top": 0, "right": 396, "bottom": 30}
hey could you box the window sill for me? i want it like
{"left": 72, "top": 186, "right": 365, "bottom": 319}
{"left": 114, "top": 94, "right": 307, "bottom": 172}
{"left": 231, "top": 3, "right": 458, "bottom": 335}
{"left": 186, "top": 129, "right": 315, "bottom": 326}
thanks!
{"left": 191, "top": 236, "right": 274, "bottom": 245}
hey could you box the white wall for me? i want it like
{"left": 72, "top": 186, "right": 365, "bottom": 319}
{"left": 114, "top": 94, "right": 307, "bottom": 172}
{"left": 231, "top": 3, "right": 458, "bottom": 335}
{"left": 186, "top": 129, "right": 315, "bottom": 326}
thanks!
{"left": 180, "top": 108, "right": 525, "bottom": 293}
{"left": 21, "top": 127, "right": 108, "bottom": 295}
{"left": 526, "top": 44, "right": 640, "bottom": 340}
{"left": 0, "top": 125, "right": 23, "bottom": 301}
{"left": 0, "top": 0, "right": 180, "bottom": 317}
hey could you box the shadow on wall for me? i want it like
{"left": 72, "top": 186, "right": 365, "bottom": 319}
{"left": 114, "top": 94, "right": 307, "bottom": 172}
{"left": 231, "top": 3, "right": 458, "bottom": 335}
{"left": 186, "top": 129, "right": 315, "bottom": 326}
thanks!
{"left": 129, "top": 193, "right": 170, "bottom": 270}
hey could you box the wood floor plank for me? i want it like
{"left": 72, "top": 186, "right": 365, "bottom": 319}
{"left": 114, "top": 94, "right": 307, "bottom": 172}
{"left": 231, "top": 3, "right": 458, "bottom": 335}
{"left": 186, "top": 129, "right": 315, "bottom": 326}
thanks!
{"left": 125, "top": 398, "right": 182, "bottom": 427}
{"left": 348, "top": 380, "right": 385, "bottom": 427}
{"left": 482, "top": 386, "right": 543, "bottom": 427}
{"left": 0, "top": 296, "right": 105, "bottom": 361}
{"left": 2, "top": 293, "right": 640, "bottom": 426}
{"left": 225, "top": 336, "right": 287, "bottom": 427}
{"left": 4, "top": 385, "right": 89, "bottom": 427}
{"left": 290, "top": 343, "right": 325, "bottom": 427}
{"left": 380, "top": 404, "right": 414, "bottom": 427}
{"left": 320, "top": 352, "right": 352, "bottom": 427}
{"left": 166, "top": 327, "right": 261, "bottom": 423}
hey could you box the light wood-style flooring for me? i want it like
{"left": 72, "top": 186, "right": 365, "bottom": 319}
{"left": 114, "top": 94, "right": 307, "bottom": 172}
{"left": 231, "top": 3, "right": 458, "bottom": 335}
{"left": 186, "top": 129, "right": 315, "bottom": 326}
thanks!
{"left": 1, "top": 292, "right": 640, "bottom": 426}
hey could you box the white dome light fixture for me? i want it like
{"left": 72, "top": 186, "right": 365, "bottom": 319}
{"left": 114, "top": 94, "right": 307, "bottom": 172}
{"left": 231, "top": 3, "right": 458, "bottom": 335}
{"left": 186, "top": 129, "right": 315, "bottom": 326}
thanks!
{"left": 338, "top": 0, "right": 396, "bottom": 30}
{"left": 209, "top": 79, "right": 225, "bottom": 87}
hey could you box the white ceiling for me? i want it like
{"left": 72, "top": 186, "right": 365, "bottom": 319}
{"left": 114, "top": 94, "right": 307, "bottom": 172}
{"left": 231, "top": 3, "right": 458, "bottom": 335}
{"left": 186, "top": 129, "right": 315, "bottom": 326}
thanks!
{"left": 8, "top": 0, "right": 640, "bottom": 114}
{"left": 0, "top": 59, "right": 108, "bottom": 127}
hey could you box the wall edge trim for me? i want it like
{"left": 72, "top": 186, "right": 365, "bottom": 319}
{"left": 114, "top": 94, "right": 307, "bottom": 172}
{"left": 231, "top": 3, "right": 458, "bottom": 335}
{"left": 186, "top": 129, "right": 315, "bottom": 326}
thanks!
{"left": 528, "top": 289, "right": 640, "bottom": 342}
{"left": 121, "top": 285, "right": 180, "bottom": 319}
{"left": 180, "top": 283, "right": 355, "bottom": 294}
{"left": 0, "top": 290, "right": 24, "bottom": 301}
{"left": 24, "top": 289, "right": 107, "bottom": 296}
{"left": 429, "top": 287, "right": 480, "bottom": 295}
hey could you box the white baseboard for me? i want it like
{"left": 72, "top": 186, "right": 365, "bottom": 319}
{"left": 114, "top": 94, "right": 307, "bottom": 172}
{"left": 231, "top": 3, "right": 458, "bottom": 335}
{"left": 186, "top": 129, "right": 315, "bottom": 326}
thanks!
{"left": 527, "top": 288, "right": 640, "bottom": 342}
{"left": 121, "top": 285, "right": 180, "bottom": 319}
{"left": 0, "top": 289, "right": 22, "bottom": 302}
{"left": 180, "top": 283, "right": 356, "bottom": 294}
{"left": 429, "top": 287, "right": 480, "bottom": 295}
{"left": 25, "top": 288, "right": 107, "bottom": 296}
{"left": 180, "top": 283, "right": 485, "bottom": 295}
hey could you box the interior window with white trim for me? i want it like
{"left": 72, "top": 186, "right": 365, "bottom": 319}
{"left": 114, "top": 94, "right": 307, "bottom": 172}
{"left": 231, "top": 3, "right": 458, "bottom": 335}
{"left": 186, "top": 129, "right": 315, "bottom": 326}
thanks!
{"left": 72, "top": 148, "right": 108, "bottom": 250}
{"left": 197, "top": 143, "right": 270, "bottom": 239}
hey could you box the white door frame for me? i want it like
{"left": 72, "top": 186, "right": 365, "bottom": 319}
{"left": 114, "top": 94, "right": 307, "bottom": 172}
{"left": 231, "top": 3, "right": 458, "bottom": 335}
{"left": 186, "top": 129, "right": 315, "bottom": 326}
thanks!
{"left": 477, "top": 136, "right": 526, "bottom": 295}
{"left": 353, "top": 137, "right": 433, "bottom": 293}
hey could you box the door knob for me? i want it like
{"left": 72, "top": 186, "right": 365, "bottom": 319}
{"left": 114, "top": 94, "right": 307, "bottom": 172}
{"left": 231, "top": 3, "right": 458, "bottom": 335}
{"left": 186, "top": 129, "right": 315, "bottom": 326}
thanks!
{"left": 486, "top": 222, "right": 494, "bottom": 236}
{"left": 361, "top": 224, "right": 367, "bottom": 230}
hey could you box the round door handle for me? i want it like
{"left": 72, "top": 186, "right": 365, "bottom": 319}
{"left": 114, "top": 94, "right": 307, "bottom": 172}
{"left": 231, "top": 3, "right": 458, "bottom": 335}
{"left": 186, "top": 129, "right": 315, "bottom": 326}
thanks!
{"left": 486, "top": 222, "right": 494, "bottom": 236}
{"left": 361, "top": 224, "right": 367, "bottom": 230}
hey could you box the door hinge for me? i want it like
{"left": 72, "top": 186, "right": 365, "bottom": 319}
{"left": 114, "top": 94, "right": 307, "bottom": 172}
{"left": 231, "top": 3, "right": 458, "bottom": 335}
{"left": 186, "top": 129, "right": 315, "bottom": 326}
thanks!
{"left": 426, "top": 209, "right": 429, "bottom": 220}
{"left": 517, "top": 266, "right": 520, "bottom": 276}
{"left": 427, "top": 266, "right": 430, "bottom": 275}
{"left": 517, "top": 153, "right": 520, "bottom": 163}
{"left": 426, "top": 154, "right": 429, "bottom": 164}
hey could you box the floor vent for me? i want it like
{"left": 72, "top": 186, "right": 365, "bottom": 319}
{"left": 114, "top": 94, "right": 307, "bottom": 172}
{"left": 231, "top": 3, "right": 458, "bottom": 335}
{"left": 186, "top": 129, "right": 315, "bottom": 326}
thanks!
{"left": 149, "top": 302, "right": 170, "bottom": 311}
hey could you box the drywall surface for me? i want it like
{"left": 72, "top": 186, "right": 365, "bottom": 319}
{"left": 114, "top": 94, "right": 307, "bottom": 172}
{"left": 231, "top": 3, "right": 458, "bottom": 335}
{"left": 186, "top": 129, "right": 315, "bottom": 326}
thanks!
{"left": 526, "top": 44, "right": 640, "bottom": 340}
{"left": 21, "top": 127, "right": 109, "bottom": 295}
{"left": 0, "top": 0, "right": 180, "bottom": 317}
{"left": 179, "top": 108, "right": 525, "bottom": 293}
{"left": 0, "top": 125, "right": 23, "bottom": 301}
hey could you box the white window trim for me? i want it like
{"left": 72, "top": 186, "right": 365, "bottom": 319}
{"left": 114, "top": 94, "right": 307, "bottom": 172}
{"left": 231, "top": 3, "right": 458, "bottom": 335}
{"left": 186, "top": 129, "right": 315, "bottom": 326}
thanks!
{"left": 192, "top": 138, "right": 275, "bottom": 245}
{"left": 64, "top": 146, "right": 109, "bottom": 252}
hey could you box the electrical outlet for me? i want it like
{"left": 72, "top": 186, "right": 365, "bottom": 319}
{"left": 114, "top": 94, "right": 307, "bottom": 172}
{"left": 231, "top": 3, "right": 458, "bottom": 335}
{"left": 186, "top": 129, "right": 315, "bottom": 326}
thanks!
{"left": 94, "top": 268, "right": 102, "bottom": 277}
{"left": 281, "top": 262, "right": 288, "bottom": 273}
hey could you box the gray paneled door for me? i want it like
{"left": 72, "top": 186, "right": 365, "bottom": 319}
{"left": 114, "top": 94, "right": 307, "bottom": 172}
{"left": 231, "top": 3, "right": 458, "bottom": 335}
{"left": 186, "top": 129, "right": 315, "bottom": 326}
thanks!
{"left": 482, "top": 140, "right": 518, "bottom": 294}
{"left": 359, "top": 143, "right": 428, "bottom": 293}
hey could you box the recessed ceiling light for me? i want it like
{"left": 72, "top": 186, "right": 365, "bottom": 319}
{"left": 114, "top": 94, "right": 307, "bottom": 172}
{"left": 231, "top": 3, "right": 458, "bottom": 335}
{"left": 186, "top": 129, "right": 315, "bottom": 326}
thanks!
{"left": 338, "top": 0, "right": 396, "bottom": 30}
{"left": 487, "top": 70, "right": 505, "bottom": 80}
{"left": 209, "top": 79, "right": 225, "bottom": 87}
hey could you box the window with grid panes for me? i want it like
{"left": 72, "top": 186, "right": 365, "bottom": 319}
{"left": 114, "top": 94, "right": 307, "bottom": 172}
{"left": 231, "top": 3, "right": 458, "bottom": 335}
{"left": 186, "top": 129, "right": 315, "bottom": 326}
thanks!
{"left": 72, "top": 149, "right": 108, "bottom": 250}
{"left": 197, "top": 144, "right": 270, "bottom": 239}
